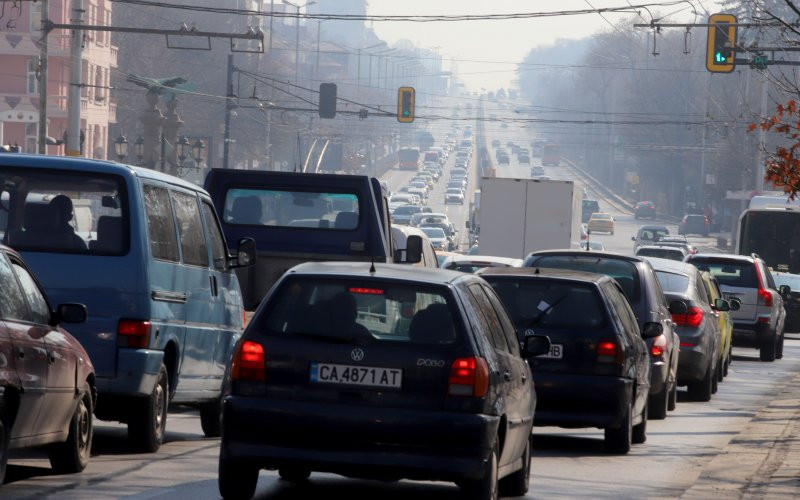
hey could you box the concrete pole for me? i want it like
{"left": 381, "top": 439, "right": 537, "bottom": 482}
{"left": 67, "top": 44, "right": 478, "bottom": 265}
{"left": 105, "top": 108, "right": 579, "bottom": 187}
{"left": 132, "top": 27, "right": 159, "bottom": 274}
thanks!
{"left": 139, "top": 92, "right": 165, "bottom": 169}
{"left": 757, "top": 72, "right": 768, "bottom": 193}
{"left": 223, "top": 54, "right": 234, "bottom": 169}
{"left": 315, "top": 20, "right": 321, "bottom": 84}
{"left": 66, "top": 0, "right": 83, "bottom": 156}
{"left": 37, "top": 0, "right": 48, "bottom": 154}
{"left": 162, "top": 99, "right": 183, "bottom": 174}
{"left": 294, "top": 4, "right": 300, "bottom": 84}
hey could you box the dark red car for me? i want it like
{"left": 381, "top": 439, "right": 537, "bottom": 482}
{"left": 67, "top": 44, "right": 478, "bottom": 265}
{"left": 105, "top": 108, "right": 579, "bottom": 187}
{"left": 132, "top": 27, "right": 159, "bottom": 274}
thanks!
{"left": 0, "top": 244, "right": 95, "bottom": 483}
{"left": 635, "top": 201, "right": 657, "bottom": 219}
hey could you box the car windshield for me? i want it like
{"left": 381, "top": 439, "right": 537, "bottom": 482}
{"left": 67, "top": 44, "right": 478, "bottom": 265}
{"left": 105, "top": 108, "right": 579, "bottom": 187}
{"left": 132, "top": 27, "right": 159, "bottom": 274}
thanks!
{"left": 485, "top": 277, "right": 607, "bottom": 330}
{"left": 421, "top": 227, "right": 446, "bottom": 238}
{"left": 592, "top": 214, "right": 612, "bottom": 220}
{"left": 529, "top": 255, "right": 641, "bottom": 302}
{"left": 639, "top": 228, "right": 669, "bottom": 241}
{"left": 261, "top": 278, "right": 462, "bottom": 345}
{"left": 655, "top": 271, "right": 690, "bottom": 293}
{"left": 447, "top": 189, "right": 462, "bottom": 194}
{"left": 689, "top": 259, "right": 758, "bottom": 288}
{"left": 393, "top": 205, "right": 421, "bottom": 216}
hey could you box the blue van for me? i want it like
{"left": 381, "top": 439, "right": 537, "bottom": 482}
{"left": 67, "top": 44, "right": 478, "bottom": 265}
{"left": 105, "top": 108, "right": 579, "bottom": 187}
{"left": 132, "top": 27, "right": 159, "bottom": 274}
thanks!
{"left": 0, "top": 154, "right": 255, "bottom": 452}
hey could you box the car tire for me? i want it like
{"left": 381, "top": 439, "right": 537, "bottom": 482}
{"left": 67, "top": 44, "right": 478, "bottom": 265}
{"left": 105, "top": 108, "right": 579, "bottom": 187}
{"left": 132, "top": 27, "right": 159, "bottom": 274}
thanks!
{"left": 668, "top": 381, "right": 678, "bottom": 412}
{"left": 760, "top": 331, "right": 777, "bottom": 362}
{"left": 716, "top": 356, "right": 724, "bottom": 383}
{"left": 279, "top": 468, "right": 311, "bottom": 482}
{"left": 648, "top": 382, "right": 669, "bottom": 420}
{"left": 687, "top": 363, "right": 713, "bottom": 402}
{"left": 129, "top": 363, "right": 168, "bottom": 453}
{"left": 200, "top": 366, "right": 231, "bottom": 438}
{"left": 498, "top": 436, "right": 530, "bottom": 497}
{"left": 632, "top": 401, "right": 647, "bottom": 444}
{"left": 777, "top": 331, "right": 785, "bottom": 360}
{"left": 711, "top": 362, "right": 719, "bottom": 394}
{"left": 49, "top": 382, "right": 93, "bottom": 473}
{"left": 219, "top": 457, "right": 259, "bottom": 500}
{"left": 0, "top": 403, "right": 9, "bottom": 484}
{"left": 604, "top": 401, "right": 632, "bottom": 454}
{"left": 461, "top": 440, "right": 499, "bottom": 500}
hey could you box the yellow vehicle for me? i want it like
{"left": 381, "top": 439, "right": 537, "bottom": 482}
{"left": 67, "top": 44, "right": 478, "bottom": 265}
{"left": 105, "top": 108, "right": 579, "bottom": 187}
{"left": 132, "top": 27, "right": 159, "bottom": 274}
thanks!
{"left": 700, "top": 271, "right": 737, "bottom": 380}
{"left": 587, "top": 212, "right": 615, "bottom": 235}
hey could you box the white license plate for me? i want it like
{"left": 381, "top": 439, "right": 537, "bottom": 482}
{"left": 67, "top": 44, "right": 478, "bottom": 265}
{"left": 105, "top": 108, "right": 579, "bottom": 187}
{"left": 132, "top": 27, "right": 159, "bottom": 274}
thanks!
{"left": 310, "top": 363, "right": 402, "bottom": 388}
{"left": 540, "top": 344, "right": 563, "bottom": 359}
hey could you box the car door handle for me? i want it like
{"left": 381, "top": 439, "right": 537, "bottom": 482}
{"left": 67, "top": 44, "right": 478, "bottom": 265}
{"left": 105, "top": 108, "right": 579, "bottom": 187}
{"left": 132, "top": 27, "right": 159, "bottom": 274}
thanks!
{"left": 521, "top": 373, "right": 527, "bottom": 383}
{"left": 209, "top": 275, "right": 218, "bottom": 296}
{"left": 503, "top": 371, "right": 512, "bottom": 381}
{"left": 16, "top": 347, "right": 24, "bottom": 359}
{"left": 48, "top": 351, "right": 56, "bottom": 364}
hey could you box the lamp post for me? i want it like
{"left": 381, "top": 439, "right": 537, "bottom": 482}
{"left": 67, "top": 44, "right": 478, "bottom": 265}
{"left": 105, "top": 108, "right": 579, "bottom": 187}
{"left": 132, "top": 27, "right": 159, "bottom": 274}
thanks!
{"left": 176, "top": 135, "right": 191, "bottom": 166}
{"left": 192, "top": 139, "right": 206, "bottom": 165}
{"left": 113, "top": 135, "right": 128, "bottom": 162}
{"left": 133, "top": 136, "right": 144, "bottom": 166}
{"left": 282, "top": 0, "right": 316, "bottom": 84}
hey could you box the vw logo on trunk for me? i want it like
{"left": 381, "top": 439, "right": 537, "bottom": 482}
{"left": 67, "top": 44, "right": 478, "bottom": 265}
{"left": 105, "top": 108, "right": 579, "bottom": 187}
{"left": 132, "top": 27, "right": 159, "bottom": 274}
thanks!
{"left": 350, "top": 348, "right": 365, "bottom": 362}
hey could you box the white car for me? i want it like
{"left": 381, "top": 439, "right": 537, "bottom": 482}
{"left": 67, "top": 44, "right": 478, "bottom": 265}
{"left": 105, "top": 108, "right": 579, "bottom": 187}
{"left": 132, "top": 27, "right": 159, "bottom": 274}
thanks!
{"left": 419, "top": 226, "right": 449, "bottom": 251}
{"left": 445, "top": 188, "right": 465, "bottom": 204}
{"left": 388, "top": 194, "right": 413, "bottom": 211}
{"left": 407, "top": 187, "right": 428, "bottom": 205}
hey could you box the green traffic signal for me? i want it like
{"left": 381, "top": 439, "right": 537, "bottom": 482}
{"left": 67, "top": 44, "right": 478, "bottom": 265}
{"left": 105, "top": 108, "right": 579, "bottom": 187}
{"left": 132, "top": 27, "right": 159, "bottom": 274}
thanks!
{"left": 715, "top": 52, "right": 725, "bottom": 63}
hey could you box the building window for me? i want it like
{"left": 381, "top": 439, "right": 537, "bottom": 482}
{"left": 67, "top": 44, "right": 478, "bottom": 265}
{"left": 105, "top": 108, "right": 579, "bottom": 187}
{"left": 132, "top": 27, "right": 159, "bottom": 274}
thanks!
{"left": 30, "top": 2, "right": 42, "bottom": 32}
{"left": 27, "top": 58, "right": 39, "bottom": 95}
{"left": 94, "top": 66, "right": 104, "bottom": 102}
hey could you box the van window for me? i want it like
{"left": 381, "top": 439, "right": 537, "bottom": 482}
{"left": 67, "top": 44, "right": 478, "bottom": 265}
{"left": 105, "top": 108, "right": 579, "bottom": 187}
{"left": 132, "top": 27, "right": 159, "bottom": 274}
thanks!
{"left": 144, "top": 185, "right": 180, "bottom": 262}
{"left": 172, "top": 191, "right": 209, "bottom": 268}
{"left": 223, "top": 188, "right": 359, "bottom": 230}
{"left": 202, "top": 201, "right": 228, "bottom": 271}
{"left": 0, "top": 168, "right": 128, "bottom": 255}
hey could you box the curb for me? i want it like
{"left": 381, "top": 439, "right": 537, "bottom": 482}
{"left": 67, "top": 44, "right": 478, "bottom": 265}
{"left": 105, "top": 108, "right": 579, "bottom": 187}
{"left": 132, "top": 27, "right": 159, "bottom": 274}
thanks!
{"left": 681, "top": 372, "right": 800, "bottom": 499}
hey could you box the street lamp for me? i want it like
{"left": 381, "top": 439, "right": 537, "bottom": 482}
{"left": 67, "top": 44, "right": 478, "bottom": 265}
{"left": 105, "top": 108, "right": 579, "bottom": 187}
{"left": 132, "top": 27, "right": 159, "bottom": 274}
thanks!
{"left": 133, "top": 136, "right": 144, "bottom": 166}
{"left": 282, "top": 0, "right": 316, "bottom": 84}
{"left": 192, "top": 139, "right": 206, "bottom": 164}
{"left": 176, "top": 136, "right": 191, "bottom": 165}
{"left": 113, "top": 135, "right": 128, "bottom": 162}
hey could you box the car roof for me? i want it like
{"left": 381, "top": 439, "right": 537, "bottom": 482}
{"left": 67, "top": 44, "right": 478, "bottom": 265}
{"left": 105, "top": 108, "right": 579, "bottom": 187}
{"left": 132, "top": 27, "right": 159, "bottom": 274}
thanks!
{"left": 478, "top": 266, "right": 611, "bottom": 285}
{"left": 636, "top": 245, "right": 687, "bottom": 253}
{"left": 445, "top": 255, "right": 523, "bottom": 266}
{"left": 527, "top": 250, "right": 645, "bottom": 264}
{"left": 638, "top": 225, "right": 669, "bottom": 232}
{"left": 643, "top": 257, "right": 697, "bottom": 275}
{"left": 687, "top": 253, "right": 755, "bottom": 263}
{"left": 287, "top": 261, "right": 466, "bottom": 284}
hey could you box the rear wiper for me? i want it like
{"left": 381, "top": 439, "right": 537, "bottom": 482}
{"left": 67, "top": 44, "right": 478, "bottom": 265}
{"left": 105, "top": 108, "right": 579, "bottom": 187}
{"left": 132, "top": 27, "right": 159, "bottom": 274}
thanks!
{"left": 528, "top": 295, "right": 568, "bottom": 327}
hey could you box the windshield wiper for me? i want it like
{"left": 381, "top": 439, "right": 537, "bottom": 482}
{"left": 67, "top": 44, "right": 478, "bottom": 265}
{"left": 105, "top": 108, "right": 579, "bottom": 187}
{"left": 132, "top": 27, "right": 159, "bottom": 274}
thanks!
{"left": 527, "top": 295, "right": 568, "bottom": 327}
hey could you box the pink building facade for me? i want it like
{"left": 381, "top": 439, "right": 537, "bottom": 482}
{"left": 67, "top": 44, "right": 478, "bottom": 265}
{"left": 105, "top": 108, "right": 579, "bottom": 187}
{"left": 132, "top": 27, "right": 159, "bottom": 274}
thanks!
{"left": 0, "top": 0, "right": 116, "bottom": 158}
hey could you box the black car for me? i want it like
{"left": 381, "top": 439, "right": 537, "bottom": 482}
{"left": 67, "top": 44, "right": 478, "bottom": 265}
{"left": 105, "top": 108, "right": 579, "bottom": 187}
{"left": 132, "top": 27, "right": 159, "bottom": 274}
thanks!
{"left": 523, "top": 251, "right": 680, "bottom": 420}
{"left": 480, "top": 268, "right": 653, "bottom": 453}
{"left": 581, "top": 199, "right": 600, "bottom": 223}
{"left": 678, "top": 214, "right": 710, "bottom": 237}
{"left": 772, "top": 272, "right": 800, "bottom": 333}
{"left": 219, "top": 262, "right": 550, "bottom": 499}
{"left": 634, "top": 201, "right": 656, "bottom": 219}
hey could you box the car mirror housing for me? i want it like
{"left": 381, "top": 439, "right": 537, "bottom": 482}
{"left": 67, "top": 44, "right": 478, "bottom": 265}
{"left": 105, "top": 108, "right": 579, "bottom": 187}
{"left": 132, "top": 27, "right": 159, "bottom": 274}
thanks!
{"left": 53, "top": 303, "right": 87, "bottom": 325}
{"left": 641, "top": 322, "right": 663, "bottom": 339}
{"left": 779, "top": 285, "right": 791, "bottom": 299}
{"left": 405, "top": 235, "right": 423, "bottom": 264}
{"left": 631, "top": 236, "right": 636, "bottom": 241}
{"left": 668, "top": 300, "right": 688, "bottom": 315}
{"left": 523, "top": 334, "right": 551, "bottom": 357}
{"left": 713, "top": 298, "right": 731, "bottom": 312}
{"left": 232, "top": 237, "right": 257, "bottom": 268}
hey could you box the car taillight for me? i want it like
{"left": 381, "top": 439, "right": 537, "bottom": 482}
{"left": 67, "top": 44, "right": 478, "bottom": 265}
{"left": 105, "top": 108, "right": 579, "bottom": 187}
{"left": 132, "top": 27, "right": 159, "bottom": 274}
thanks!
{"left": 596, "top": 340, "right": 622, "bottom": 364}
{"left": 231, "top": 340, "right": 266, "bottom": 382}
{"left": 680, "top": 341, "right": 697, "bottom": 347}
{"left": 448, "top": 357, "right": 489, "bottom": 397}
{"left": 672, "top": 306, "right": 703, "bottom": 327}
{"left": 758, "top": 288, "right": 773, "bottom": 307}
{"left": 118, "top": 320, "right": 151, "bottom": 348}
{"left": 650, "top": 334, "right": 667, "bottom": 358}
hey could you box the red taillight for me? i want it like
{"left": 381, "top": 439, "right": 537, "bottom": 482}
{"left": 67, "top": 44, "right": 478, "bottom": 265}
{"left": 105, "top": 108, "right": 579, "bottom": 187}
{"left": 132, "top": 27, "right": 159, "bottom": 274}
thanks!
{"left": 758, "top": 288, "right": 773, "bottom": 307}
{"left": 117, "top": 320, "right": 151, "bottom": 348}
{"left": 650, "top": 334, "right": 667, "bottom": 358}
{"left": 597, "top": 340, "right": 622, "bottom": 364}
{"left": 680, "top": 341, "right": 697, "bottom": 347}
{"left": 448, "top": 357, "right": 489, "bottom": 397}
{"left": 231, "top": 340, "right": 266, "bottom": 382}
{"left": 672, "top": 306, "right": 703, "bottom": 327}
{"left": 349, "top": 287, "right": 384, "bottom": 295}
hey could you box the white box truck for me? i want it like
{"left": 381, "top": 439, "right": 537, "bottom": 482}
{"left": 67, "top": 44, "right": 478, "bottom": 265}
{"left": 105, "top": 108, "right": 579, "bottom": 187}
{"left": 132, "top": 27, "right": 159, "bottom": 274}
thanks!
{"left": 477, "top": 177, "right": 581, "bottom": 259}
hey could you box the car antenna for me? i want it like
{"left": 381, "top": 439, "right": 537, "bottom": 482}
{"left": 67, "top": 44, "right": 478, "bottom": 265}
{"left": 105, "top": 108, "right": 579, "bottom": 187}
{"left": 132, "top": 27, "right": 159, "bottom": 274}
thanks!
{"left": 369, "top": 255, "right": 376, "bottom": 274}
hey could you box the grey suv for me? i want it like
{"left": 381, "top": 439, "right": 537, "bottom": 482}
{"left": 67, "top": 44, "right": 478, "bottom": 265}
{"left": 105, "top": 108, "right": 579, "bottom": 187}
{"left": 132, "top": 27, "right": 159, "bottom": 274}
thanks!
{"left": 686, "top": 254, "right": 789, "bottom": 361}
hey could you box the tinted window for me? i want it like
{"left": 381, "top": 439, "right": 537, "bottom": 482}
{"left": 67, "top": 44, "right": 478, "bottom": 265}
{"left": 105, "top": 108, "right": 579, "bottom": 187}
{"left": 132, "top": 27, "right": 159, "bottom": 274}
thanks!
{"left": 604, "top": 282, "right": 640, "bottom": 341}
{"left": 172, "top": 191, "right": 209, "bottom": 268}
{"left": 486, "top": 277, "right": 608, "bottom": 330}
{"left": 12, "top": 261, "right": 49, "bottom": 324}
{"left": 143, "top": 185, "right": 179, "bottom": 262}
{"left": 637, "top": 248, "right": 683, "bottom": 260}
{"left": 689, "top": 259, "right": 758, "bottom": 288}
{"left": 0, "top": 169, "right": 128, "bottom": 255}
{"left": 0, "top": 253, "right": 29, "bottom": 321}
{"left": 468, "top": 284, "right": 510, "bottom": 352}
{"left": 762, "top": 262, "right": 777, "bottom": 289}
{"left": 262, "top": 278, "right": 460, "bottom": 345}
{"left": 224, "top": 188, "right": 359, "bottom": 230}
{"left": 202, "top": 201, "right": 228, "bottom": 271}
{"left": 482, "top": 284, "right": 521, "bottom": 356}
{"left": 463, "top": 284, "right": 506, "bottom": 351}
{"left": 528, "top": 255, "right": 641, "bottom": 303}
{"left": 655, "top": 271, "right": 690, "bottom": 294}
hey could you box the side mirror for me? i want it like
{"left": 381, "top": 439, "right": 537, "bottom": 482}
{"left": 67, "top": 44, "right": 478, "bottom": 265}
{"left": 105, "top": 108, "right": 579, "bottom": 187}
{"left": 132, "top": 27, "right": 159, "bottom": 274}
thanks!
{"left": 587, "top": 229, "right": 592, "bottom": 236}
{"left": 466, "top": 220, "right": 471, "bottom": 229}
{"left": 631, "top": 236, "right": 636, "bottom": 242}
{"left": 713, "top": 298, "right": 731, "bottom": 312}
{"left": 668, "top": 300, "right": 688, "bottom": 315}
{"left": 641, "top": 322, "right": 663, "bottom": 339}
{"left": 779, "top": 285, "right": 791, "bottom": 299}
{"left": 523, "top": 335, "right": 551, "bottom": 357}
{"left": 53, "top": 303, "right": 87, "bottom": 325}
{"left": 405, "top": 235, "right": 423, "bottom": 264}
{"left": 232, "top": 237, "right": 257, "bottom": 268}
{"left": 729, "top": 297, "right": 741, "bottom": 311}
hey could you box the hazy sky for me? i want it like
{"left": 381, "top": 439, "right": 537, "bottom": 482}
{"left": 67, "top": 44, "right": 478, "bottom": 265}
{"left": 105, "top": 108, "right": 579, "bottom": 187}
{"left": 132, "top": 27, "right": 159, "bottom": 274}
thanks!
{"left": 368, "top": 0, "right": 722, "bottom": 91}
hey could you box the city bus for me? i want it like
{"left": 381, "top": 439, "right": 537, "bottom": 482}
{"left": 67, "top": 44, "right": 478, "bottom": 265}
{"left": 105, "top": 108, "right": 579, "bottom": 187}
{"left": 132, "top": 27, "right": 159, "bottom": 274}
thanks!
{"left": 398, "top": 147, "right": 420, "bottom": 170}
{"left": 737, "top": 204, "right": 800, "bottom": 272}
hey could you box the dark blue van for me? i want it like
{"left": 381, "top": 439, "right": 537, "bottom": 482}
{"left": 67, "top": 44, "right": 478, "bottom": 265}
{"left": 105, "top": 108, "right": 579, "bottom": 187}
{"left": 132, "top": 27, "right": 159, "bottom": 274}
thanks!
{"left": 0, "top": 154, "right": 255, "bottom": 452}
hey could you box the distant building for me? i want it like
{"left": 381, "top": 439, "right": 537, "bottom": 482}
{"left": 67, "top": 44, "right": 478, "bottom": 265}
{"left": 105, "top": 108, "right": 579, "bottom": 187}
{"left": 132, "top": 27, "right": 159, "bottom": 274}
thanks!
{"left": 0, "top": 0, "right": 117, "bottom": 158}
{"left": 307, "top": 0, "right": 367, "bottom": 48}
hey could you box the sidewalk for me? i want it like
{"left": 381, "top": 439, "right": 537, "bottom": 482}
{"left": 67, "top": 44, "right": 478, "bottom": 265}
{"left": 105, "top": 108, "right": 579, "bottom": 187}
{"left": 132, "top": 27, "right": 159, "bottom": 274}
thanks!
{"left": 682, "top": 371, "right": 800, "bottom": 499}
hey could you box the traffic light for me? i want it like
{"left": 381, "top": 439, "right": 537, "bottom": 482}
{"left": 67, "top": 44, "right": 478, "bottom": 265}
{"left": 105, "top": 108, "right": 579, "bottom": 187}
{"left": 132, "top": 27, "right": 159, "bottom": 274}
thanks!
{"left": 397, "top": 87, "right": 415, "bottom": 123}
{"left": 319, "top": 83, "right": 337, "bottom": 119}
{"left": 706, "top": 13, "right": 737, "bottom": 73}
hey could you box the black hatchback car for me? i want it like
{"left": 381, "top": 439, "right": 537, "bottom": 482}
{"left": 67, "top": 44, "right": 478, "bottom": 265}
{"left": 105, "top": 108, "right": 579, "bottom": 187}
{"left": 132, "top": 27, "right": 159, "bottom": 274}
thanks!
{"left": 219, "top": 262, "right": 550, "bottom": 500}
{"left": 481, "top": 268, "right": 653, "bottom": 454}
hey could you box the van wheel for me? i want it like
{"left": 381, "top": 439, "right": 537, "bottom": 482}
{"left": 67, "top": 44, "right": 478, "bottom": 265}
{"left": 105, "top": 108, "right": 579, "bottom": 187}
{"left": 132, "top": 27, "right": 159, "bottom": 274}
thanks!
{"left": 49, "top": 382, "right": 93, "bottom": 473}
{"left": 605, "top": 401, "right": 632, "bottom": 454}
{"left": 499, "top": 436, "right": 530, "bottom": 496}
{"left": 760, "top": 331, "right": 777, "bottom": 362}
{"left": 219, "top": 457, "right": 258, "bottom": 500}
{"left": 648, "top": 382, "right": 668, "bottom": 420}
{"left": 688, "top": 363, "right": 713, "bottom": 402}
{"left": 460, "top": 440, "right": 498, "bottom": 500}
{"left": 129, "top": 364, "right": 168, "bottom": 452}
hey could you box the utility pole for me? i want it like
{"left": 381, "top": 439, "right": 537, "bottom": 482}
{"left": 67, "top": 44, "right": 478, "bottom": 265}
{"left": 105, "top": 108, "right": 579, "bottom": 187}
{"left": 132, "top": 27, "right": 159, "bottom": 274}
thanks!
{"left": 699, "top": 72, "right": 710, "bottom": 206}
{"left": 37, "top": 0, "right": 48, "bottom": 154}
{"left": 223, "top": 54, "right": 234, "bottom": 169}
{"left": 66, "top": 0, "right": 83, "bottom": 157}
{"left": 757, "top": 72, "right": 768, "bottom": 193}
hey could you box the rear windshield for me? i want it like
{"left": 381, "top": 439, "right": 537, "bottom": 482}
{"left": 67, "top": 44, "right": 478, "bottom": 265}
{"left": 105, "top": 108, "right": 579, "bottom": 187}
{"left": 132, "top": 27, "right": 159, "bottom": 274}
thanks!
{"left": 637, "top": 248, "right": 683, "bottom": 260}
{"left": 393, "top": 205, "right": 421, "bottom": 216}
{"left": 655, "top": 271, "right": 690, "bottom": 293}
{"left": 689, "top": 259, "right": 758, "bottom": 288}
{"left": 638, "top": 228, "right": 669, "bottom": 242}
{"left": 261, "top": 278, "right": 462, "bottom": 345}
{"left": 486, "top": 277, "right": 607, "bottom": 330}
{"left": 224, "top": 188, "right": 359, "bottom": 230}
{"left": 530, "top": 255, "right": 640, "bottom": 303}
{"left": 582, "top": 200, "right": 599, "bottom": 211}
{"left": 0, "top": 168, "right": 128, "bottom": 255}
{"left": 773, "top": 273, "right": 800, "bottom": 290}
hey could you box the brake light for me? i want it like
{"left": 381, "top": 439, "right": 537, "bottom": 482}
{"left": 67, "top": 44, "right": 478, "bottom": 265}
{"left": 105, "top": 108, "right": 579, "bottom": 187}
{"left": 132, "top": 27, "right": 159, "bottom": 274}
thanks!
{"left": 596, "top": 340, "right": 622, "bottom": 364}
{"left": 672, "top": 306, "right": 703, "bottom": 327}
{"left": 650, "top": 334, "right": 667, "bottom": 358}
{"left": 680, "top": 341, "right": 697, "bottom": 347}
{"left": 118, "top": 320, "right": 151, "bottom": 348}
{"left": 758, "top": 288, "right": 773, "bottom": 307}
{"left": 349, "top": 287, "right": 384, "bottom": 295}
{"left": 448, "top": 357, "right": 489, "bottom": 397}
{"left": 231, "top": 340, "right": 266, "bottom": 382}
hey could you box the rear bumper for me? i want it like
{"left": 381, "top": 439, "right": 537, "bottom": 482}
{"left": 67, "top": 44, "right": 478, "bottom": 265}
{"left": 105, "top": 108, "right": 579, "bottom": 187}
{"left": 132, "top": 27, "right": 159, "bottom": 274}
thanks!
{"left": 95, "top": 348, "right": 164, "bottom": 396}
{"left": 649, "top": 359, "right": 669, "bottom": 394}
{"left": 732, "top": 321, "right": 771, "bottom": 347}
{"left": 531, "top": 373, "right": 632, "bottom": 429}
{"left": 221, "top": 396, "right": 500, "bottom": 482}
{"left": 677, "top": 347, "right": 711, "bottom": 384}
